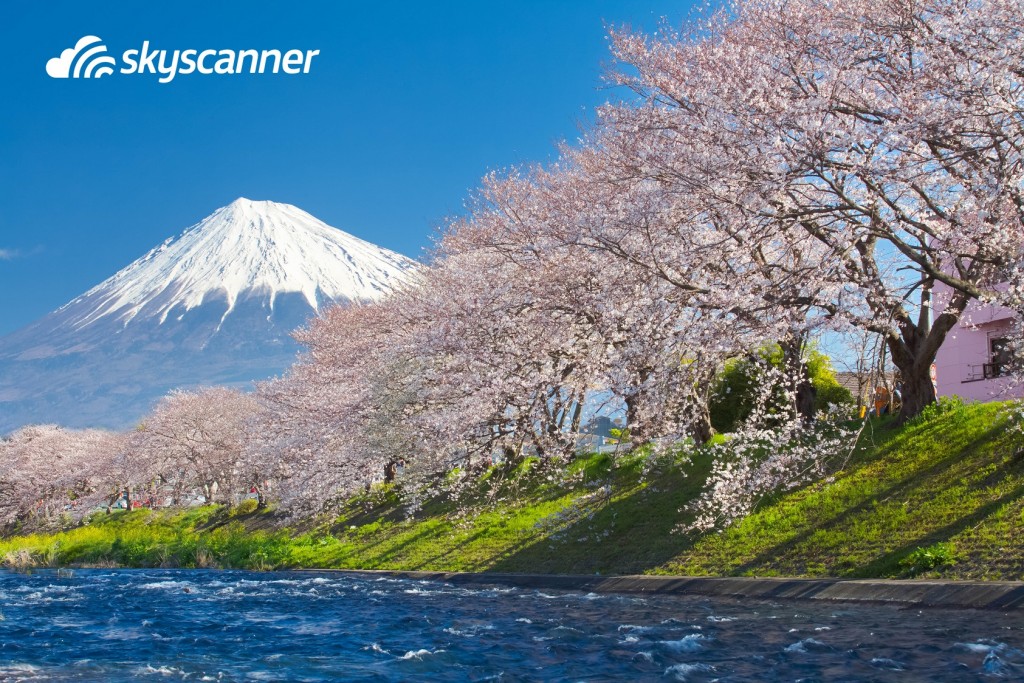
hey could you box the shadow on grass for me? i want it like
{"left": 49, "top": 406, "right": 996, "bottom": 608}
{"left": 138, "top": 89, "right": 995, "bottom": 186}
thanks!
{"left": 485, "top": 408, "right": 1017, "bottom": 578}
{"left": 721, "top": 422, "right": 1010, "bottom": 577}
{"left": 485, "top": 460, "right": 710, "bottom": 575}
{"left": 350, "top": 522, "right": 455, "bottom": 568}
{"left": 851, "top": 482, "right": 1024, "bottom": 578}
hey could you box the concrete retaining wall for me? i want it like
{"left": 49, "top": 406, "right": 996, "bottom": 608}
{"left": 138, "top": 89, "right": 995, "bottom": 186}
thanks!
{"left": 335, "top": 570, "right": 1024, "bottom": 610}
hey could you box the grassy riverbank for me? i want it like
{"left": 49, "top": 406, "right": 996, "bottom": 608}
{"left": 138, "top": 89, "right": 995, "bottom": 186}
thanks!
{"left": 3, "top": 400, "right": 1022, "bottom": 579}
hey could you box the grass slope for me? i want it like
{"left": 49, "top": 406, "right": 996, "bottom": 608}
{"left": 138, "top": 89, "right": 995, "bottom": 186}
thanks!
{"left": 2, "top": 400, "right": 1022, "bottom": 579}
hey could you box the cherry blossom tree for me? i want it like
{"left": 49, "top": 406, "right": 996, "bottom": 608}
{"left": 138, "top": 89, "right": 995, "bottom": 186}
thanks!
{"left": 606, "top": 0, "right": 1024, "bottom": 421}
{"left": 248, "top": 300, "right": 418, "bottom": 515}
{"left": 0, "top": 425, "right": 120, "bottom": 528}
{"left": 6, "top": 0, "right": 1020, "bottom": 531}
{"left": 132, "top": 387, "right": 257, "bottom": 506}
{"left": 439, "top": 167, "right": 736, "bottom": 446}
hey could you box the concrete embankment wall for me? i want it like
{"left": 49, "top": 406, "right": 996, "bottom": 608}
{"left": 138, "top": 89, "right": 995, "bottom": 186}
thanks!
{"left": 336, "top": 570, "right": 1024, "bottom": 611}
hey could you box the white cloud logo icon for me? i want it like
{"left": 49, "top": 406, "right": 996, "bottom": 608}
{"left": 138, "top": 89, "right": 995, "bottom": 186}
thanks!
{"left": 46, "top": 36, "right": 116, "bottom": 78}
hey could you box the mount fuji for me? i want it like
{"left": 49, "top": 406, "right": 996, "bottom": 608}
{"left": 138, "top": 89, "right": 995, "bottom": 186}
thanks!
{"left": 0, "top": 198, "right": 419, "bottom": 433}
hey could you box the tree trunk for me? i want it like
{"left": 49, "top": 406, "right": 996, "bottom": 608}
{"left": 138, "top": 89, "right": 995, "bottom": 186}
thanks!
{"left": 861, "top": 275, "right": 971, "bottom": 423}
{"left": 624, "top": 394, "right": 641, "bottom": 443}
{"left": 570, "top": 396, "right": 584, "bottom": 435}
{"left": 779, "top": 336, "right": 816, "bottom": 425}
{"left": 623, "top": 366, "right": 653, "bottom": 444}
{"left": 795, "top": 380, "right": 817, "bottom": 424}
{"left": 895, "top": 359, "right": 935, "bottom": 420}
{"left": 688, "top": 404, "right": 714, "bottom": 445}
{"left": 887, "top": 298, "right": 964, "bottom": 422}
{"left": 504, "top": 445, "right": 523, "bottom": 465}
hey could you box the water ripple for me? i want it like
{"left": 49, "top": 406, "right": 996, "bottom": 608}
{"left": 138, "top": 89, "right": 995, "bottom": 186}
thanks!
{"left": 0, "top": 569, "right": 1020, "bottom": 681}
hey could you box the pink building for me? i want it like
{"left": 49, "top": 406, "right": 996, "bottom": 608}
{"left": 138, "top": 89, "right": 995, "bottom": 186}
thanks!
{"left": 933, "top": 282, "right": 1021, "bottom": 402}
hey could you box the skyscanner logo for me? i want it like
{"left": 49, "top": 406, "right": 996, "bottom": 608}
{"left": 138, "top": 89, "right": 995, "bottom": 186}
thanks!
{"left": 46, "top": 36, "right": 116, "bottom": 79}
{"left": 46, "top": 36, "right": 320, "bottom": 83}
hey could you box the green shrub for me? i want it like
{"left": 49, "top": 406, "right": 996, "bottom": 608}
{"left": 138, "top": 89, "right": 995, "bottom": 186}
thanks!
{"left": 909, "top": 395, "right": 968, "bottom": 425}
{"left": 567, "top": 452, "right": 612, "bottom": 479}
{"left": 608, "top": 427, "right": 630, "bottom": 443}
{"left": 709, "top": 345, "right": 853, "bottom": 432}
{"left": 230, "top": 498, "right": 259, "bottom": 517}
{"left": 512, "top": 456, "right": 540, "bottom": 479}
{"left": 815, "top": 379, "right": 855, "bottom": 415}
{"left": 901, "top": 542, "right": 957, "bottom": 574}
{"left": 354, "top": 521, "right": 382, "bottom": 537}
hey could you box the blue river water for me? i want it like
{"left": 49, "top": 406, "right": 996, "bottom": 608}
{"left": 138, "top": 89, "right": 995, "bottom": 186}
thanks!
{"left": 0, "top": 569, "right": 1021, "bottom": 681}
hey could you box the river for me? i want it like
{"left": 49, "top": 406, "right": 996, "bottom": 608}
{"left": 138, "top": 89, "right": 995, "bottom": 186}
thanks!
{"left": 0, "top": 569, "right": 1021, "bottom": 680}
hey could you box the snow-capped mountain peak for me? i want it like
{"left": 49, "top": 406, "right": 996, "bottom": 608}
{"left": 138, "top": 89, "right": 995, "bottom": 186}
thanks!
{"left": 0, "top": 199, "right": 419, "bottom": 432}
{"left": 64, "top": 198, "right": 418, "bottom": 331}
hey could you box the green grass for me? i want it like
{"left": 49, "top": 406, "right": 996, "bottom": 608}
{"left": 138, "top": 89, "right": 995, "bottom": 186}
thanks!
{"left": 660, "top": 400, "right": 1024, "bottom": 579}
{"left": 2, "top": 400, "right": 1022, "bottom": 579}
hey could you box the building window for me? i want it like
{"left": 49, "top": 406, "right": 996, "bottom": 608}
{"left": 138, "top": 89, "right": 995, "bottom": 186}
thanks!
{"left": 987, "top": 336, "right": 1012, "bottom": 379}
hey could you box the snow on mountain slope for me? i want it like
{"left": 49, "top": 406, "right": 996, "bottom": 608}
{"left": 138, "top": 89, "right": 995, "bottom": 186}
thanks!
{"left": 66, "top": 197, "right": 417, "bottom": 331}
{"left": 0, "top": 199, "right": 420, "bottom": 432}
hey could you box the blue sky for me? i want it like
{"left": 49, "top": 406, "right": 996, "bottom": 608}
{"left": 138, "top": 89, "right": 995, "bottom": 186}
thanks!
{"left": 0, "top": 0, "right": 704, "bottom": 336}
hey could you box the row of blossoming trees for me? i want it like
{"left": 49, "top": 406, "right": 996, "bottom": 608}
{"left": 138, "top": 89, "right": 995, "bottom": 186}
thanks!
{"left": 3, "top": 0, "right": 1023, "bottom": 531}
